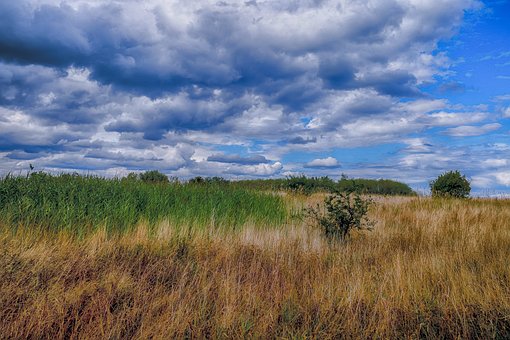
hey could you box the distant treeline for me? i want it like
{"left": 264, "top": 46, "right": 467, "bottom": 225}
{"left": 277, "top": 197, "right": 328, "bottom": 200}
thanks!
{"left": 127, "top": 171, "right": 416, "bottom": 196}
{"left": 232, "top": 175, "right": 415, "bottom": 196}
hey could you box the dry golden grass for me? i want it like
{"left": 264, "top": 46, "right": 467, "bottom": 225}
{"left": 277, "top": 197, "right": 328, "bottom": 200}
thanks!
{"left": 1, "top": 197, "right": 510, "bottom": 338}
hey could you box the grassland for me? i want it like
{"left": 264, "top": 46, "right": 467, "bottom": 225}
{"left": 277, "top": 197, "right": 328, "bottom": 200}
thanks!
{"left": 1, "top": 175, "right": 510, "bottom": 338}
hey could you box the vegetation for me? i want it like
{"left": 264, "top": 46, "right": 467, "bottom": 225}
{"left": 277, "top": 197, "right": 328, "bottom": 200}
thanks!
{"left": 430, "top": 170, "right": 471, "bottom": 198}
{"left": 138, "top": 170, "right": 170, "bottom": 183}
{"left": 1, "top": 197, "right": 510, "bottom": 338}
{"left": 223, "top": 175, "right": 415, "bottom": 196}
{"left": 0, "top": 172, "right": 287, "bottom": 234}
{"left": 307, "top": 191, "right": 374, "bottom": 241}
{"left": 337, "top": 176, "right": 415, "bottom": 196}
{"left": 284, "top": 175, "right": 337, "bottom": 194}
{"left": 123, "top": 173, "right": 415, "bottom": 196}
{"left": 0, "top": 170, "right": 508, "bottom": 338}
{"left": 188, "top": 176, "right": 229, "bottom": 185}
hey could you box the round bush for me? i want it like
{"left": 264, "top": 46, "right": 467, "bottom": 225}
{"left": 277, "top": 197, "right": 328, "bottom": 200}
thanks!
{"left": 430, "top": 170, "right": 470, "bottom": 198}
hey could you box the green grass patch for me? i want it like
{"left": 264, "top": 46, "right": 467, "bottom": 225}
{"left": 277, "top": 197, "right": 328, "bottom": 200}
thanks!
{"left": 0, "top": 172, "right": 287, "bottom": 234}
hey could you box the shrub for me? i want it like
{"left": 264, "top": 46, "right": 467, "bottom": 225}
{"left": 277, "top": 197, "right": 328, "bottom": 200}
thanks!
{"left": 139, "top": 170, "right": 169, "bottom": 184}
{"left": 430, "top": 170, "right": 470, "bottom": 198}
{"left": 307, "top": 191, "right": 374, "bottom": 241}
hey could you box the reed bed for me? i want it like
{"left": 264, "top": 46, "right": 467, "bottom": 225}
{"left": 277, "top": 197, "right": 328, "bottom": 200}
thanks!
{"left": 1, "top": 195, "right": 509, "bottom": 338}
{"left": 0, "top": 173, "right": 287, "bottom": 234}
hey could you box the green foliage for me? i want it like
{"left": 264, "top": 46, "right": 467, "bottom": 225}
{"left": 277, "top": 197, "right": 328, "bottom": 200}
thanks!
{"left": 188, "top": 176, "right": 205, "bottom": 184}
{"left": 125, "top": 172, "right": 139, "bottom": 182}
{"left": 285, "top": 175, "right": 337, "bottom": 195}
{"left": 337, "top": 177, "right": 415, "bottom": 196}
{"left": 430, "top": 170, "right": 471, "bottom": 198}
{"left": 307, "top": 191, "right": 374, "bottom": 241}
{"left": 0, "top": 172, "right": 287, "bottom": 234}
{"left": 188, "top": 176, "right": 229, "bottom": 185}
{"left": 159, "top": 175, "right": 414, "bottom": 196}
{"left": 139, "top": 170, "right": 169, "bottom": 183}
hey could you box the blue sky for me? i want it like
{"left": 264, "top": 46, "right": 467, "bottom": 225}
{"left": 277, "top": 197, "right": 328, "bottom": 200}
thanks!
{"left": 0, "top": 0, "right": 509, "bottom": 193}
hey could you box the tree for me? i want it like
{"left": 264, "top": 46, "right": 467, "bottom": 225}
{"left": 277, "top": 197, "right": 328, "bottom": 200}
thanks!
{"left": 139, "top": 170, "right": 169, "bottom": 184}
{"left": 125, "top": 172, "right": 139, "bottom": 181}
{"left": 188, "top": 176, "right": 205, "bottom": 184}
{"left": 430, "top": 170, "right": 470, "bottom": 198}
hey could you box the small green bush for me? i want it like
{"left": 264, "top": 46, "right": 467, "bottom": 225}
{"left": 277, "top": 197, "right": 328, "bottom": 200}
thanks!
{"left": 307, "top": 191, "right": 374, "bottom": 241}
{"left": 430, "top": 170, "right": 470, "bottom": 198}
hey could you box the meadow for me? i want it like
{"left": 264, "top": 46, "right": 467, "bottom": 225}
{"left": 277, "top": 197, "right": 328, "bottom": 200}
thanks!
{"left": 1, "top": 174, "right": 510, "bottom": 338}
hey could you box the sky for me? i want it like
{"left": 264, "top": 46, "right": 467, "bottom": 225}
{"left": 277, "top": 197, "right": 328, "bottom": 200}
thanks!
{"left": 0, "top": 0, "right": 509, "bottom": 193}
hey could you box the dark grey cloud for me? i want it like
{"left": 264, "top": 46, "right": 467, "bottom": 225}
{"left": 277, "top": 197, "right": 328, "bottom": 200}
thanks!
{"left": 0, "top": 0, "right": 454, "bottom": 99}
{"left": 361, "top": 70, "right": 422, "bottom": 97}
{"left": 318, "top": 56, "right": 356, "bottom": 90}
{"left": 104, "top": 91, "right": 255, "bottom": 140}
{"left": 286, "top": 136, "right": 317, "bottom": 145}
{"left": 207, "top": 153, "right": 270, "bottom": 165}
{"left": 5, "top": 150, "right": 50, "bottom": 160}
{"left": 85, "top": 150, "right": 163, "bottom": 163}
{"left": 0, "top": 3, "right": 89, "bottom": 67}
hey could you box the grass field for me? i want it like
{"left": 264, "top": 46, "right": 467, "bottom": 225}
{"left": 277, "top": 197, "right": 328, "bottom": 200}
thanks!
{"left": 1, "top": 175, "right": 510, "bottom": 338}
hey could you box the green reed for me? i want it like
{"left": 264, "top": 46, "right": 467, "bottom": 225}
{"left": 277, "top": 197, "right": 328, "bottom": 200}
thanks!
{"left": 0, "top": 172, "right": 287, "bottom": 234}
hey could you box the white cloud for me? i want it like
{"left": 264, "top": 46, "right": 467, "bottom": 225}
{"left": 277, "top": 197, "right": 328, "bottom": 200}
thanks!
{"left": 482, "top": 159, "right": 508, "bottom": 168}
{"left": 470, "top": 175, "right": 493, "bottom": 188}
{"left": 494, "top": 172, "right": 510, "bottom": 186}
{"left": 425, "top": 111, "right": 487, "bottom": 126}
{"left": 226, "top": 162, "right": 283, "bottom": 177}
{"left": 305, "top": 157, "right": 340, "bottom": 168}
{"left": 444, "top": 123, "right": 502, "bottom": 137}
{"left": 493, "top": 94, "right": 510, "bottom": 102}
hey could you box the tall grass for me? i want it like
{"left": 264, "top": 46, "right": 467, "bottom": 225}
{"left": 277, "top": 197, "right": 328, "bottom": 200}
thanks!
{"left": 1, "top": 196, "right": 509, "bottom": 338}
{"left": 0, "top": 172, "right": 287, "bottom": 234}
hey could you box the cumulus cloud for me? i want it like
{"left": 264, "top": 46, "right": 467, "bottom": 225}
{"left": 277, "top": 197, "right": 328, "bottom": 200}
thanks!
{"left": 305, "top": 157, "right": 340, "bottom": 168}
{"left": 224, "top": 162, "right": 283, "bottom": 177}
{"left": 0, "top": 0, "right": 478, "bottom": 98}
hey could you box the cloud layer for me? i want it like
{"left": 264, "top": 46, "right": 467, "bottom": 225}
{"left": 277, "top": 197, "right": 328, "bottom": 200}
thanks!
{"left": 1, "top": 0, "right": 509, "bottom": 191}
